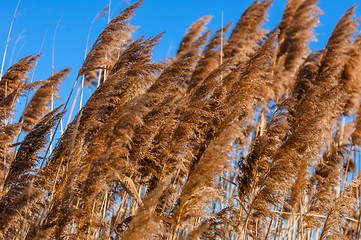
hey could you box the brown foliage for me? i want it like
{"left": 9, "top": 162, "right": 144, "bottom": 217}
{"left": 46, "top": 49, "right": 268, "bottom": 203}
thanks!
{"left": 2, "top": 1, "right": 361, "bottom": 239}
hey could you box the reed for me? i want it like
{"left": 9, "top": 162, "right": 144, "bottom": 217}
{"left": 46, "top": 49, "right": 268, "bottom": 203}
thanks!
{"left": 1, "top": 0, "right": 361, "bottom": 239}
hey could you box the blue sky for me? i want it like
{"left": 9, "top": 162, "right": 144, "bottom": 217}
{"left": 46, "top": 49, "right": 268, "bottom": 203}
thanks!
{"left": 1, "top": 0, "right": 360, "bottom": 112}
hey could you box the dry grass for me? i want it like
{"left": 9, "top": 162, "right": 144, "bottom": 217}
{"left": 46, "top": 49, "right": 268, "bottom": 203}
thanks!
{"left": 1, "top": 0, "right": 361, "bottom": 239}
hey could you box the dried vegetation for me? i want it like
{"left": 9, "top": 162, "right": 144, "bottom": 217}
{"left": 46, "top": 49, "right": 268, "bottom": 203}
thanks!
{"left": 1, "top": 0, "right": 361, "bottom": 239}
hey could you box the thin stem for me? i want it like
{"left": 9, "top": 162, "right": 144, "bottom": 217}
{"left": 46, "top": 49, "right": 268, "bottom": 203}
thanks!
{"left": 8, "top": 30, "right": 25, "bottom": 67}
{"left": 269, "top": 209, "right": 360, "bottom": 223}
{"left": 108, "top": 0, "right": 112, "bottom": 24}
{"left": 52, "top": 17, "right": 62, "bottom": 75}
{"left": 0, "top": 0, "right": 22, "bottom": 78}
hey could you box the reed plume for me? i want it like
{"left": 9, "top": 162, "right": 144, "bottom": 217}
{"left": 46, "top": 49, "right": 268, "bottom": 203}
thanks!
{"left": 343, "top": 33, "right": 361, "bottom": 114}
{"left": 274, "top": 0, "right": 321, "bottom": 98}
{"left": 176, "top": 16, "right": 212, "bottom": 59}
{"left": 223, "top": 0, "right": 272, "bottom": 59}
{"left": 0, "top": 55, "right": 39, "bottom": 122}
{"left": 79, "top": 0, "right": 142, "bottom": 79}
{"left": 21, "top": 69, "right": 70, "bottom": 132}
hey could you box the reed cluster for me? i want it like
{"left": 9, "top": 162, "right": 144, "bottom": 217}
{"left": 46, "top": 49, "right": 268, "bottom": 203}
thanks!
{"left": 1, "top": 0, "right": 361, "bottom": 239}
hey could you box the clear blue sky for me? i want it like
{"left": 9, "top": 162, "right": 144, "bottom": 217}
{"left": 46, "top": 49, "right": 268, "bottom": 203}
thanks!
{"left": 0, "top": 0, "right": 360, "bottom": 107}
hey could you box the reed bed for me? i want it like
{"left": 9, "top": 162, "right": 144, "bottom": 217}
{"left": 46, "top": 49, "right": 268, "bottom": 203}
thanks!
{"left": 1, "top": 0, "right": 361, "bottom": 239}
